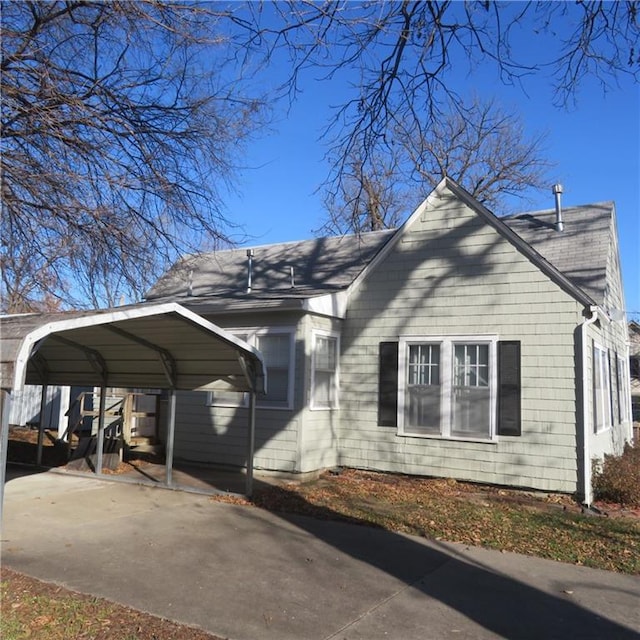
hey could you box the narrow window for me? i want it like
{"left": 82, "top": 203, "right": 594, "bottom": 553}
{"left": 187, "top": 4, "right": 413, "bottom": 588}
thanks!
{"left": 593, "top": 343, "right": 611, "bottom": 432}
{"left": 311, "top": 333, "right": 339, "bottom": 409}
{"left": 257, "top": 332, "right": 293, "bottom": 408}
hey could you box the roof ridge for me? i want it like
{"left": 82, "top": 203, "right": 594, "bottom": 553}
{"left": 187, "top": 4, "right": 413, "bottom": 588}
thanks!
{"left": 504, "top": 201, "right": 614, "bottom": 219}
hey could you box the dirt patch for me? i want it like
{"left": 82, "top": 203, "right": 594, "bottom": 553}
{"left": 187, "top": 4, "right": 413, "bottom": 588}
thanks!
{"left": 1, "top": 568, "right": 223, "bottom": 640}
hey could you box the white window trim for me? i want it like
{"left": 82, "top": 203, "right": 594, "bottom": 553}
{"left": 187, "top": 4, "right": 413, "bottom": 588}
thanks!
{"left": 206, "top": 326, "right": 296, "bottom": 411}
{"left": 593, "top": 341, "right": 612, "bottom": 433}
{"left": 398, "top": 335, "right": 498, "bottom": 442}
{"left": 310, "top": 329, "right": 340, "bottom": 410}
{"left": 206, "top": 388, "right": 248, "bottom": 408}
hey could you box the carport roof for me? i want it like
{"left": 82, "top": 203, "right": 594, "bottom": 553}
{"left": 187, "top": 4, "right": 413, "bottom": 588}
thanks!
{"left": 0, "top": 302, "right": 265, "bottom": 394}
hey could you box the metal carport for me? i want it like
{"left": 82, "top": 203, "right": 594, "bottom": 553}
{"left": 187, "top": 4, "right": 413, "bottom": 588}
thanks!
{"left": 0, "top": 302, "right": 266, "bottom": 527}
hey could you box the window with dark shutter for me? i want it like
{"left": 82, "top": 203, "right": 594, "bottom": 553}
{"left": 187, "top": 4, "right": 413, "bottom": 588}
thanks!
{"left": 497, "top": 341, "right": 521, "bottom": 436}
{"left": 378, "top": 341, "right": 398, "bottom": 427}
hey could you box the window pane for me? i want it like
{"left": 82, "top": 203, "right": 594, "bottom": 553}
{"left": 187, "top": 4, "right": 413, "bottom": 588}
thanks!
{"left": 406, "top": 386, "right": 441, "bottom": 434}
{"left": 314, "top": 370, "right": 332, "bottom": 407}
{"left": 454, "top": 344, "right": 488, "bottom": 388}
{"left": 313, "top": 335, "right": 337, "bottom": 408}
{"left": 406, "top": 344, "right": 441, "bottom": 434}
{"left": 452, "top": 344, "right": 490, "bottom": 437}
{"left": 315, "top": 336, "right": 336, "bottom": 370}
{"left": 266, "top": 370, "right": 289, "bottom": 403}
{"left": 408, "top": 344, "right": 439, "bottom": 386}
{"left": 257, "top": 334, "right": 290, "bottom": 367}
{"left": 452, "top": 387, "right": 491, "bottom": 437}
{"left": 257, "top": 334, "right": 291, "bottom": 406}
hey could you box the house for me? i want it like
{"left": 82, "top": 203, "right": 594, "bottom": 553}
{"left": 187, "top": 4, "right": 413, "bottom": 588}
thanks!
{"left": 145, "top": 178, "right": 633, "bottom": 503}
{"left": 629, "top": 321, "right": 640, "bottom": 423}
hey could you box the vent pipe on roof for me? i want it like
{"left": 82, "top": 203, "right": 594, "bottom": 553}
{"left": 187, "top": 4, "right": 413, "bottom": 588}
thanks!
{"left": 187, "top": 269, "right": 193, "bottom": 296}
{"left": 246, "top": 249, "right": 254, "bottom": 293}
{"left": 290, "top": 266, "right": 295, "bottom": 289}
{"left": 552, "top": 183, "right": 564, "bottom": 232}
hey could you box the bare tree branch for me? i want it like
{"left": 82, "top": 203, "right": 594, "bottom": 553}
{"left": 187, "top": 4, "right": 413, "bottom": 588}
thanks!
{"left": 1, "top": 0, "right": 265, "bottom": 311}
{"left": 319, "top": 96, "right": 552, "bottom": 235}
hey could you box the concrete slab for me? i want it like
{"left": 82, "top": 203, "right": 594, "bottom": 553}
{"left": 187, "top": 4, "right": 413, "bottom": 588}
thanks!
{"left": 2, "top": 468, "right": 640, "bottom": 640}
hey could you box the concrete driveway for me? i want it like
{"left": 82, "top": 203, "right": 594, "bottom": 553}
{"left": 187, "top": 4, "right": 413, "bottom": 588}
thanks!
{"left": 2, "top": 466, "right": 640, "bottom": 640}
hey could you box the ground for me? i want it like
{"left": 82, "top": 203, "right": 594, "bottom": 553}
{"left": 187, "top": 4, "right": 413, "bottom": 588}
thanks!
{"left": 3, "top": 426, "right": 639, "bottom": 639}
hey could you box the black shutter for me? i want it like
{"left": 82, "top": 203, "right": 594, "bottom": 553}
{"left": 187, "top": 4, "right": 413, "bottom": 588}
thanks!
{"left": 378, "top": 341, "right": 398, "bottom": 427}
{"left": 497, "top": 341, "right": 521, "bottom": 436}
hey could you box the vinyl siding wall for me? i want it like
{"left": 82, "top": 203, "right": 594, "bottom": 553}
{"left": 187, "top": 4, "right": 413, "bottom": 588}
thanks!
{"left": 172, "top": 311, "right": 305, "bottom": 471}
{"left": 339, "top": 189, "right": 585, "bottom": 492}
{"left": 296, "top": 314, "right": 342, "bottom": 472}
{"left": 588, "top": 216, "right": 633, "bottom": 463}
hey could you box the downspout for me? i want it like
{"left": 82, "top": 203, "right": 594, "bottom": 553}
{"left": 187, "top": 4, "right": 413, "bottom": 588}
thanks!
{"left": 581, "top": 306, "right": 599, "bottom": 506}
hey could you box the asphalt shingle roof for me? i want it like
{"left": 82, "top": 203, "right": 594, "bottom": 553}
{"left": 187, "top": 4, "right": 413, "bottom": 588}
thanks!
{"left": 146, "top": 199, "right": 613, "bottom": 309}
{"left": 146, "top": 230, "right": 395, "bottom": 304}
{"left": 502, "top": 202, "right": 613, "bottom": 305}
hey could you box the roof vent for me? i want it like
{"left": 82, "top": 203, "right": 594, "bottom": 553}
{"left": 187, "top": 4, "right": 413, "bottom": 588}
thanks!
{"left": 552, "top": 183, "right": 564, "bottom": 232}
{"left": 246, "top": 249, "right": 254, "bottom": 293}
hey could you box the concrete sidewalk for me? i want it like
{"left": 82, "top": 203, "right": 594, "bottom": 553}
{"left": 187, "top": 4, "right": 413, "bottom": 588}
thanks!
{"left": 2, "top": 467, "right": 639, "bottom": 640}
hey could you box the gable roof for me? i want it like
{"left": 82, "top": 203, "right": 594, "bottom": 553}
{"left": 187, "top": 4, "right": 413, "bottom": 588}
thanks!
{"left": 501, "top": 203, "right": 613, "bottom": 306}
{"left": 146, "top": 231, "right": 395, "bottom": 311}
{"left": 147, "top": 179, "right": 615, "bottom": 314}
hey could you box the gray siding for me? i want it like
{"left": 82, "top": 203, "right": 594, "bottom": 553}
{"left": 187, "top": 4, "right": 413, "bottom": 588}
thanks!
{"left": 172, "top": 311, "right": 305, "bottom": 472}
{"left": 339, "top": 189, "right": 584, "bottom": 492}
{"left": 296, "top": 314, "right": 342, "bottom": 472}
{"left": 587, "top": 210, "right": 633, "bottom": 462}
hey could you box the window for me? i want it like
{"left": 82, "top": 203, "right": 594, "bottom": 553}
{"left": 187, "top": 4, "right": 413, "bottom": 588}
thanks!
{"left": 256, "top": 332, "right": 293, "bottom": 408}
{"left": 616, "top": 354, "right": 629, "bottom": 423}
{"left": 593, "top": 343, "right": 612, "bottom": 433}
{"left": 311, "top": 332, "right": 339, "bottom": 409}
{"left": 399, "top": 336, "right": 497, "bottom": 440}
{"left": 207, "top": 328, "right": 295, "bottom": 410}
{"left": 452, "top": 344, "right": 490, "bottom": 437}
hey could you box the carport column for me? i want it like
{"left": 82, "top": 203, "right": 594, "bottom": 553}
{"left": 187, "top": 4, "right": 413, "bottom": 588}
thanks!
{"left": 165, "top": 389, "right": 176, "bottom": 487}
{"left": 246, "top": 390, "right": 256, "bottom": 497}
{"left": 36, "top": 384, "right": 48, "bottom": 466}
{"left": 95, "top": 385, "right": 107, "bottom": 475}
{"left": 0, "top": 390, "right": 13, "bottom": 531}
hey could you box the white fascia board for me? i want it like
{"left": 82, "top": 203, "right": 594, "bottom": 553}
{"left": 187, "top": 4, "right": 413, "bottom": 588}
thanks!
{"left": 303, "top": 292, "right": 348, "bottom": 319}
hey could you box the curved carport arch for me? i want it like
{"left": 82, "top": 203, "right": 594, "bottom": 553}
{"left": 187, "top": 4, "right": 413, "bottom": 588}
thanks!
{"left": 0, "top": 302, "right": 266, "bottom": 527}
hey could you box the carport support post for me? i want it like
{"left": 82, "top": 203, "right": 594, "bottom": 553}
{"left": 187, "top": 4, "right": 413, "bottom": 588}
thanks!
{"left": 96, "top": 385, "right": 106, "bottom": 475}
{"left": 0, "top": 390, "right": 12, "bottom": 532}
{"left": 165, "top": 389, "right": 176, "bottom": 487}
{"left": 246, "top": 390, "right": 256, "bottom": 497}
{"left": 36, "top": 384, "right": 48, "bottom": 466}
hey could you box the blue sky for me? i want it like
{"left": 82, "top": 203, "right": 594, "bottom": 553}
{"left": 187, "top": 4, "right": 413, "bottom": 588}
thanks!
{"left": 220, "top": 10, "right": 639, "bottom": 321}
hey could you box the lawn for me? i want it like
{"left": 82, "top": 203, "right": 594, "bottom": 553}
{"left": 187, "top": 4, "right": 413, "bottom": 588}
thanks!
{"left": 245, "top": 469, "right": 640, "bottom": 575}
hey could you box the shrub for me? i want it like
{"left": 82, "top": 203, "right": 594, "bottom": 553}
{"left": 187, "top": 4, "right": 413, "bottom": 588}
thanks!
{"left": 592, "top": 443, "right": 640, "bottom": 506}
